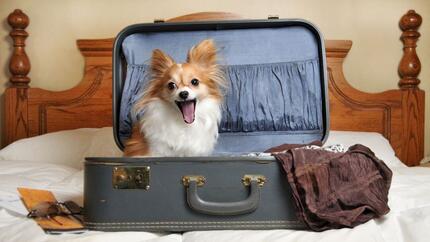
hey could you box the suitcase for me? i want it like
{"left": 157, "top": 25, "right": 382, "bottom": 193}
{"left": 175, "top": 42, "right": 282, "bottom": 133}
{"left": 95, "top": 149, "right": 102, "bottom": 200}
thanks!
{"left": 84, "top": 18, "right": 329, "bottom": 232}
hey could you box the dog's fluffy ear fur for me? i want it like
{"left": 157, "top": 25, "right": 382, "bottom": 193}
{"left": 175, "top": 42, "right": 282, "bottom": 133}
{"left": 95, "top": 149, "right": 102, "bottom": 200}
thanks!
{"left": 187, "top": 39, "right": 226, "bottom": 89}
{"left": 151, "top": 49, "right": 175, "bottom": 79}
{"left": 187, "top": 39, "right": 217, "bottom": 69}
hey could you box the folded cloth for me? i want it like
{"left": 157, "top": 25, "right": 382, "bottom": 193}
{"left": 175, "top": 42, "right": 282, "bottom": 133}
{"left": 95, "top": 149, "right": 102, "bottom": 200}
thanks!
{"left": 266, "top": 143, "right": 392, "bottom": 231}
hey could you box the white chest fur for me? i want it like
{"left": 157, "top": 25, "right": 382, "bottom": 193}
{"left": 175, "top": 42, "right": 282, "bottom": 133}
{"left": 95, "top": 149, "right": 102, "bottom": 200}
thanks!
{"left": 140, "top": 98, "right": 221, "bottom": 156}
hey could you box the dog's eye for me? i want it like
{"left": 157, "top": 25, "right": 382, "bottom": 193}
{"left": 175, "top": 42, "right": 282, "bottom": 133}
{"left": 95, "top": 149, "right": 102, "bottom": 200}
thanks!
{"left": 167, "top": 82, "right": 176, "bottom": 90}
{"left": 191, "top": 78, "right": 199, "bottom": 86}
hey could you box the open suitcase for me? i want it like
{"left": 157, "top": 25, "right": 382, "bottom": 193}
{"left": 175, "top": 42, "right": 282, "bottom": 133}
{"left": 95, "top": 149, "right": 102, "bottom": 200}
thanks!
{"left": 84, "top": 18, "right": 329, "bottom": 231}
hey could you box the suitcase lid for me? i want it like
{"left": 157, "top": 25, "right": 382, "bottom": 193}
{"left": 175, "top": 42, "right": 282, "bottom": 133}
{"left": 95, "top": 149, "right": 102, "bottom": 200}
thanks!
{"left": 113, "top": 19, "right": 329, "bottom": 154}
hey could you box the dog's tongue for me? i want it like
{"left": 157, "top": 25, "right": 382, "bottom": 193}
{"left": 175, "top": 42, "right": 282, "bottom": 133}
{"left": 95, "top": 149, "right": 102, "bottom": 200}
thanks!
{"left": 180, "top": 101, "right": 195, "bottom": 124}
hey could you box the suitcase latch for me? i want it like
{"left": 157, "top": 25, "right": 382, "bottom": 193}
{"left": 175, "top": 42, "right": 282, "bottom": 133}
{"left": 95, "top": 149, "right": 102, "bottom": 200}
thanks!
{"left": 112, "top": 166, "right": 150, "bottom": 190}
{"left": 153, "top": 18, "right": 165, "bottom": 23}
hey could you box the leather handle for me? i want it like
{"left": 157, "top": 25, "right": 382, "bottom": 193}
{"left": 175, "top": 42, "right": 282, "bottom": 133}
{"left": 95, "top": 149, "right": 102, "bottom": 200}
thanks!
{"left": 183, "top": 175, "right": 264, "bottom": 216}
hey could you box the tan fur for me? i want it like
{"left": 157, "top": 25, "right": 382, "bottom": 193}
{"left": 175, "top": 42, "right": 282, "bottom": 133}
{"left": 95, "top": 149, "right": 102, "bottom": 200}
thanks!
{"left": 187, "top": 39, "right": 227, "bottom": 97}
{"left": 124, "top": 39, "right": 225, "bottom": 157}
{"left": 123, "top": 125, "right": 150, "bottom": 156}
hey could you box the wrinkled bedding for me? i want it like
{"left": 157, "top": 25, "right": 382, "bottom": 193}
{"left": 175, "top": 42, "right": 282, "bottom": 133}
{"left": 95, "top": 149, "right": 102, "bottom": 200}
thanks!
{"left": 0, "top": 129, "right": 429, "bottom": 242}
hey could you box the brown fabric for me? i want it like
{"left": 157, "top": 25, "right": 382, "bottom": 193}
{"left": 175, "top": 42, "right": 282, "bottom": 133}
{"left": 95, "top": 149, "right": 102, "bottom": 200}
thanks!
{"left": 270, "top": 144, "right": 392, "bottom": 231}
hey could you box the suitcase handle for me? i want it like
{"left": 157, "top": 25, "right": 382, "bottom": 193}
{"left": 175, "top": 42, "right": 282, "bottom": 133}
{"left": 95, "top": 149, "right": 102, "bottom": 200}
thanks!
{"left": 182, "top": 175, "right": 266, "bottom": 216}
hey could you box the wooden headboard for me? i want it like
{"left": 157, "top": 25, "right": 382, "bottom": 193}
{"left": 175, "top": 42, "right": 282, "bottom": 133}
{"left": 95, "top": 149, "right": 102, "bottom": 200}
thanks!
{"left": 3, "top": 10, "right": 425, "bottom": 166}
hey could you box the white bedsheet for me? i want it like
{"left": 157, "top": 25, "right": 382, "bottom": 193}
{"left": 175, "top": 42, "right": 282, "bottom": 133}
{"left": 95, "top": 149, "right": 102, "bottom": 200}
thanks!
{"left": 0, "top": 129, "right": 429, "bottom": 242}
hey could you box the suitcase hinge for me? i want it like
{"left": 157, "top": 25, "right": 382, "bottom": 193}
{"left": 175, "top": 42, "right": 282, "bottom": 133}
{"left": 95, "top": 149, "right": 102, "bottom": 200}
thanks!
{"left": 268, "top": 15, "right": 279, "bottom": 20}
{"left": 154, "top": 18, "right": 165, "bottom": 23}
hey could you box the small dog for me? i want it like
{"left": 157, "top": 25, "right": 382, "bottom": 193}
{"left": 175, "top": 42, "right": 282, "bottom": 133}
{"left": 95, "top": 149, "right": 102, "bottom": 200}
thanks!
{"left": 124, "top": 39, "right": 226, "bottom": 157}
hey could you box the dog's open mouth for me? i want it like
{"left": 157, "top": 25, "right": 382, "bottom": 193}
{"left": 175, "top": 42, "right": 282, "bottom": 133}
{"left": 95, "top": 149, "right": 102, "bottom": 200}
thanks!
{"left": 175, "top": 99, "right": 196, "bottom": 124}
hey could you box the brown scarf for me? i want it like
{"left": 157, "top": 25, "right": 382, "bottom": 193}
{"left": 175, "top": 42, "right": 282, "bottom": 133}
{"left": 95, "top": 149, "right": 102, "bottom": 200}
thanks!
{"left": 267, "top": 143, "right": 392, "bottom": 231}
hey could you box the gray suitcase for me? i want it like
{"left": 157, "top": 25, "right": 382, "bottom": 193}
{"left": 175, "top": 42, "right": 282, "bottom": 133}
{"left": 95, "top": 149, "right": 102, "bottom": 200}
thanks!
{"left": 84, "top": 18, "right": 329, "bottom": 232}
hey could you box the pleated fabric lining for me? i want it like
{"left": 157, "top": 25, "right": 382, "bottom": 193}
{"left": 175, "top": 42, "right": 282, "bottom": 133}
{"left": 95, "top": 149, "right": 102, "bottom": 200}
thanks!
{"left": 119, "top": 60, "right": 323, "bottom": 147}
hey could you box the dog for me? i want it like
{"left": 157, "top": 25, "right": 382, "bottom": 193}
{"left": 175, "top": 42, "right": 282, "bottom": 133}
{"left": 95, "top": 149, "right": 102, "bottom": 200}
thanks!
{"left": 124, "top": 39, "right": 226, "bottom": 157}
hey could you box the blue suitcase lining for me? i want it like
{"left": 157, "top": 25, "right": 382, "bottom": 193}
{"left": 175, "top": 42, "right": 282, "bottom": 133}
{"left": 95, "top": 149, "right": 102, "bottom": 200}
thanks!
{"left": 119, "top": 26, "right": 324, "bottom": 153}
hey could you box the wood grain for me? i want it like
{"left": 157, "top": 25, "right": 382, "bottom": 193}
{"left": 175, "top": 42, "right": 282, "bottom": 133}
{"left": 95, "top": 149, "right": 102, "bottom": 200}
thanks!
{"left": 2, "top": 11, "right": 426, "bottom": 166}
{"left": 3, "top": 88, "right": 28, "bottom": 145}
{"left": 7, "top": 9, "right": 31, "bottom": 86}
{"left": 167, "top": 12, "right": 242, "bottom": 22}
{"left": 398, "top": 10, "right": 422, "bottom": 88}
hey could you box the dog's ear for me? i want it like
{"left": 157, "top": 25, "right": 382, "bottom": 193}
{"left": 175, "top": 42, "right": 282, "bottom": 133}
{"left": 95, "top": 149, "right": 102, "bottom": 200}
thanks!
{"left": 187, "top": 39, "right": 217, "bottom": 69}
{"left": 151, "top": 49, "right": 175, "bottom": 79}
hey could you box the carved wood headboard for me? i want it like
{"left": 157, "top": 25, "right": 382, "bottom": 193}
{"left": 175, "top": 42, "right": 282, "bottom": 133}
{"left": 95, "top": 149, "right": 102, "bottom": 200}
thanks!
{"left": 3, "top": 10, "right": 425, "bottom": 166}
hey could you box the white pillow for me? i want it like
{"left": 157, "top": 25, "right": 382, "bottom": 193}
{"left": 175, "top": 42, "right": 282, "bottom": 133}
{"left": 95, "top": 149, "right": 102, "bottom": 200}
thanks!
{"left": 0, "top": 127, "right": 122, "bottom": 169}
{"left": 325, "top": 131, "right": 405, "bottom": 168}
{"left": 82, "top": 127, "right": 123, "bottom": 158}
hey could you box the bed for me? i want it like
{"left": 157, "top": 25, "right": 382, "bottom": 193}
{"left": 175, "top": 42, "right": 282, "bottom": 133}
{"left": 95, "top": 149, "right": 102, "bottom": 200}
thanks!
{"left": 0, "top": 9, "right": 427, "bottom": 242}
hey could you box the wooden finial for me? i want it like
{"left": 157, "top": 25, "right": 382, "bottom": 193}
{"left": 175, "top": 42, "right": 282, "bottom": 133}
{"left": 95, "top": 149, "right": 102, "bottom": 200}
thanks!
{"left": 398, "top": 10, "right": 422, "bottom": 89}
{"left": 8, "top": 9, "right": 31, "bottom": 87}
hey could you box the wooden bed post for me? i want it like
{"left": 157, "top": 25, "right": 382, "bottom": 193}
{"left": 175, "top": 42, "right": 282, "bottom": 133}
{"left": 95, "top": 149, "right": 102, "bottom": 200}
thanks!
{"left": 3, "top": 9, "right": 30, "bottom": 146}
{"left": 398, "top": 10, "right": 425, "bottom": 166}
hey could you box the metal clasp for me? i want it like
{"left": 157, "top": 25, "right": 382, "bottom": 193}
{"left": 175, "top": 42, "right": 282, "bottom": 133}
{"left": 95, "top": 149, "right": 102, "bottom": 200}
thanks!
{"left": 182, "top": 175, "right": 206, "bottom": 187}
{"left": 113, "top": 166, "right": 150, "bottom": 190}
{"left": 242, "top": 174, "right": 266, "bottom": 187}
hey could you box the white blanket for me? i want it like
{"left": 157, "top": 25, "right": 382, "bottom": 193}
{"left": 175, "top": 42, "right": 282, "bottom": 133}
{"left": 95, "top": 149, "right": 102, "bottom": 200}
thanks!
{"left": 0, "top": 128, "right": 428, "bottom": 242}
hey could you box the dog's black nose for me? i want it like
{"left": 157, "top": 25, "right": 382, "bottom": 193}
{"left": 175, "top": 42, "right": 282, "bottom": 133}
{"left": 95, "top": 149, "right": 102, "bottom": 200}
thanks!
{"left": 179, "top": 91, "right": 189, "bottom": 100}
